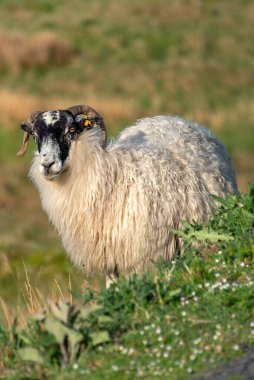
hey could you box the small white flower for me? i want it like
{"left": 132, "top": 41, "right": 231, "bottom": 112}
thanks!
{"left": 233, "top": 344, "right": 239, "bottom": 351}
{"left": 156, "top": 327, "right": 161, "bottom": 334}
{"left": 112, "top": 365, "right": 119, "bottom": 371}
{"left": 73, "top": 363, "right": 79, "bottom": 370}
{"left": 163, "top": 352, "right": 169, "bottom": 358}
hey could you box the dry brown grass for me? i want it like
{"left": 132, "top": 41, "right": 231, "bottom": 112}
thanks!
{"left": 186, "top": 98, "right": 254, "bottom": 130}
{"left": 0, "top": 260, "right": 74, "bottom": 329}
{"left": 0, "top": 31, "right": 73, "bottom": 73}
{"left": 0, "top": 89, "right": 46, "bottom": 126}
{"left": 0, "top": 89, "right": 141, "bottom": 129}
{"left": 234, "top": 153, "right": 254, "bottom": 192}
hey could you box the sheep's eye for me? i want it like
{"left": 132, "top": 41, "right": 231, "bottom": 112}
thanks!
{"left": 69, "top": 127, "right": 76, "bottom": 133}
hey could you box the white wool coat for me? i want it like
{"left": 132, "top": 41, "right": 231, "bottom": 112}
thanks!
{"left": 29, "top": 116, "right": 238, "bottom": 275}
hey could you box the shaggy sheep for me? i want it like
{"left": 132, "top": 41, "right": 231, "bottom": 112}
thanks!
{"left": 17, "top": 105, "right": 238, "bottom": 285}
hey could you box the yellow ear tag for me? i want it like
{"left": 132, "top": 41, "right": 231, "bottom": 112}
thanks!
{"left": 84, "top": 119, "right": 91, "bottom": 127}
{"left": 81, "top": 114, "right": 91, "bottom": 127}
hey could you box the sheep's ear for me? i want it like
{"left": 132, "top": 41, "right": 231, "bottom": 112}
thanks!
{"left": 67, "top": 105, "right": 107, "bottom": 148}
{"left": 74, "top": 114, "right": 93, "bottom": 130}
{"left": 20, "top": 122, "right": 33, "bottom": 134}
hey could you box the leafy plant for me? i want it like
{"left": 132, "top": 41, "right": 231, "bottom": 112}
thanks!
{"left": 2, "top": 187, "right": 254, "bottom": 379}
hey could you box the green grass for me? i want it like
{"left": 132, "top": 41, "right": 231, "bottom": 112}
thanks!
{"left": 0, "top": 1, "right": 254, "bottom": 376}
{"left": 1, "top": 187, "right": 254, "bottom": 379}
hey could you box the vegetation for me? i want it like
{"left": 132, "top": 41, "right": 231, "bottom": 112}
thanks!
{"left": 1, "top": 187, "right": 254, "bottom": 379}
{"left": 0, "top": 0, "right": 254, "bottom": 377}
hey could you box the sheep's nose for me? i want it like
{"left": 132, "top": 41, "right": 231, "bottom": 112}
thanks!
{"left": 41, "top": 161, "right": 55, "bottom": 169}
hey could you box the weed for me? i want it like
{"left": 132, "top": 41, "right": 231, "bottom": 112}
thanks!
{"left": 1, "top": 188, "right": 254, "bottom": 378}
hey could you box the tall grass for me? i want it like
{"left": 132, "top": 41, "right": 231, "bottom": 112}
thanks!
{"left": 0, "top": 31, "right": 73, "bottom": 73}
{"left": 0, "top": 0, "right": 253, "bottom": 349}
{"left": 1, "top": 188, "right": 254, "bottom": 379}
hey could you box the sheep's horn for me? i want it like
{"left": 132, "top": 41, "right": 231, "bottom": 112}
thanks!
{"left": 30, "top": 111, "right": 41, "bottom": 122}
{"left": 17, "top": 131, "right": 30, "bottom": 157}
{"left": 17, "top": 112, "right": 41, "bottom": 158}
{"left": 67, "top": 104, "right": 107, "bottom": 148}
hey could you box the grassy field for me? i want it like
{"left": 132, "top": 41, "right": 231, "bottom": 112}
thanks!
{"left": 0, "top": 0, "right": 254, "bottom": 376}
{"left": 1, "top": 189, "right": 254, "bottom": 379}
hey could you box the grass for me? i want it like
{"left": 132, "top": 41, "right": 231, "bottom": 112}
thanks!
{"left": 0, "top": 1, "right": 253, "bottom": 376}
{"left": 1, "top": 187, "right": 254, "bottom": 379}
{"left": 0, "top": 31, "right": 73, "bottom": 73}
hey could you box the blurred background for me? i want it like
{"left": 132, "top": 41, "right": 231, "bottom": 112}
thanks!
{"left": 0, "top": 0, "right": 253, "bottom": 317}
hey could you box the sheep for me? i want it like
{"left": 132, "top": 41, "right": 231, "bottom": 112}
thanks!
{"left": 17, "top": 104, "right": 238, "bottom": 286}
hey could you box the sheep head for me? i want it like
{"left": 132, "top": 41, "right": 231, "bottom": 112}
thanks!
{"left": 17, "top": 105, "right": 106, "bottom": 181}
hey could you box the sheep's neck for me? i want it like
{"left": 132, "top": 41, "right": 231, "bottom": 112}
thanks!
{"left": 30, "top": 139, "right": 121, "bottom": 272}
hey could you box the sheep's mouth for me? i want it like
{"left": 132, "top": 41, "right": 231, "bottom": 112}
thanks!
{"left": 43, "top": 171, "right": 62, "bottom": 181}
{"left": 42, "top": 167, "right": 69, "bottom": 181}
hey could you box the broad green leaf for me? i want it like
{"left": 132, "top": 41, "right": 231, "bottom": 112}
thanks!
{"left": 97, "top": 315, "right": 113, "bottom": 324}
{"left": 79, "top": 303, "right": 103, "bottom": 319}
{"left": 187, "top": 228, "right": 233, "bottom": 242}
{"left": 31, "top": 312, "right": 46, "bottom": 322}
{"left": 210, "top": 194, "right": 229, "bottom": 205}
{"left": 18, "top": 347, "right": 45, "bottom": 365}
{"left": 48, "top": 300, "right": 71, "bottom": 323}
{"left": 170, "top": 224, "right": 233, "bottom": 243}
{"left": 44, "top": 316, "right": 83, "bottom": 346}
{"left": 90, "top": 331, "right": 110, "bottom": 346}
{"left": 44, "top": 316, "right": 83, "bottom": 362}
{"left": 168, "top": 288, "right": 182, "bottom": 298}
{"left": 19, "top": 333, "right": 33, "bottom": 345}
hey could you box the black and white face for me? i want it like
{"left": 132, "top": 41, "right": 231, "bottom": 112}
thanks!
{"left": 24, "top": 110, "right": 77, "bottom": 180}
{"left": 18, "top": 105, "right": 106, "bottom": 180}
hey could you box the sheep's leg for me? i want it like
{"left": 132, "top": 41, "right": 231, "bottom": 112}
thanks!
{"left": 106, "top": 270, "right": 119, "bottom": 288}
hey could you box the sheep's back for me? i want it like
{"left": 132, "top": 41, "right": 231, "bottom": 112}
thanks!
{"left": 111, "top": 116, "right": 238, "bottom": 195}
